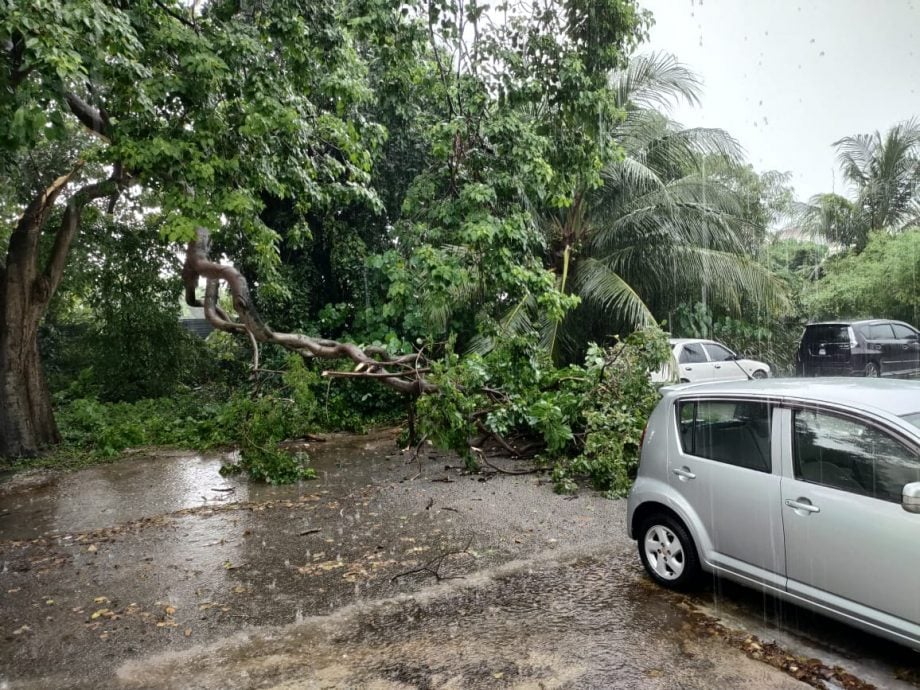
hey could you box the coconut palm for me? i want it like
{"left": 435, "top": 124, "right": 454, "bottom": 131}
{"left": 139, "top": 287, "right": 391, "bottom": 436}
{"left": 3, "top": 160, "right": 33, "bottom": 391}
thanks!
{"left": 801, "top": 119, "right": 920, "bottom": 250}
{"left": 485, "top": 53, "right": 788, "bottom": 362}
{"left": 836, "top": 118, "right": 920, "bottom": 231}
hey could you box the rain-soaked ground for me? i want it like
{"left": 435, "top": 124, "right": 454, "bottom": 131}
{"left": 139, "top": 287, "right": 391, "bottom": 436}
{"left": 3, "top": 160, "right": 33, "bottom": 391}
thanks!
{"left": 0, "top": 431, "right": 918, "bottom": 689}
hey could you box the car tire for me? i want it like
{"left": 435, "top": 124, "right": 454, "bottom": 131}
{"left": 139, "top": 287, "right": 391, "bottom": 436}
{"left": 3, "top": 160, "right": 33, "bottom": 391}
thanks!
{"left": 637, "top": 514, "right": 701, "bottom": 591}
{"left": 752, "top": 369, "right": 768, "bottom": 379}
{"left": 864, "top": 361, "right": 880, "bottom": 378}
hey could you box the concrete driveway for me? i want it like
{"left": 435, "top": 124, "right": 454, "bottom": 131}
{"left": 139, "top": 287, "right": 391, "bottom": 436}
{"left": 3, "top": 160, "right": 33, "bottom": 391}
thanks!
{"left": 0, "top": 431, "right": 916, "bottom": 688}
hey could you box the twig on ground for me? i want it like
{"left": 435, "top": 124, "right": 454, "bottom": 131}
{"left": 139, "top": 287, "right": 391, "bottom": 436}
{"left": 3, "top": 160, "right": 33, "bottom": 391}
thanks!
{"left": 298, "top": 528, "right": 321, "bottom": 536}
{"left": 390, "top": 538, "right": 473, "bottom": 582}
{"left": 474, "top": 448, "right": 543, "bottom": 476}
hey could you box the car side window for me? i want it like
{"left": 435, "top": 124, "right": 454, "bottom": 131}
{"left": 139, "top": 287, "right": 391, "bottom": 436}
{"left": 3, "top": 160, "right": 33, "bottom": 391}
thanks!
{"left": 703, "top": 343, "right": 734, "bottom": 361}
{"left": 892, "top": 324, "right": 918, "bottom": 340}
{"left": 869, "top": 323, "right": 895, "bottom": 339}
{"left": 679, "top": 344, "right": 708, "bottom": 364}
{"left": 793, "top": 409, "right": 920, "bottom": 503}
{"left": 676, "top": 400, "right": 772, "bottom": 472}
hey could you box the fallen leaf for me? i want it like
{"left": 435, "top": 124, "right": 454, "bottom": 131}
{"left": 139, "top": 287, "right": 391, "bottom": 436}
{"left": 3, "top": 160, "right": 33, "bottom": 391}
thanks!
{"left": 184, "top": 628, "right": 192, "bottom": 637}
{"left": 93, "top": 596, "right": 109, "bottom": 605}
{"left": 90, "top": 608, "right": 111, "bottom": 620}
{"left": 87, "top": 544, "right": 97, "bottom": 553}
{"left": 164, "top": 605, "right": 176, "bottom": 616}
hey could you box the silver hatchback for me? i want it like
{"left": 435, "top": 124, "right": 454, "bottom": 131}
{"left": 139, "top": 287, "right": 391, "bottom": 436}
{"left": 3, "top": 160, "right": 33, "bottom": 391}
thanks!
{"left": 627, "top": 378, "right": 920, "bottom": 651}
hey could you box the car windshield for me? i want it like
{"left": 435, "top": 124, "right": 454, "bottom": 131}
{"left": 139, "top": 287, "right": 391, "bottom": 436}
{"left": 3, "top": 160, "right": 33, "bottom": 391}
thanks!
{"left": 902, "top": 413, "right": 920, "bottom": 430}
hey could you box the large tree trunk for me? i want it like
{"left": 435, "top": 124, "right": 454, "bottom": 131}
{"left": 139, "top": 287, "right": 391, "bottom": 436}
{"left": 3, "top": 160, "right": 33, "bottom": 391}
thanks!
{"left": 0, "top": 314, "right": 60, "bottom": 457}
{"left": 0, "top": 230, "right": 59, "bottom": 457}
{"left": 0, "top": 170, "right": 117, "bottom": 457}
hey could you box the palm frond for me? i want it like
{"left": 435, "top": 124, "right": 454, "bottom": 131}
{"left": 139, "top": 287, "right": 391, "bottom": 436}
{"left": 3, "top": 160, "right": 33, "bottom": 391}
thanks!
{"left": 610, "top": 52, "right": 702, "bottom": 112}
{"left": 573, "top": 257, "right": 655, "bottom": 328}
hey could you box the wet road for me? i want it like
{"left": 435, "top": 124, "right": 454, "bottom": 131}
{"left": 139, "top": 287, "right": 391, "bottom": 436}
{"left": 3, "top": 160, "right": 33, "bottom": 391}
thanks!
{"left": 0, "top": 432, "right": 917, "bottom": 688}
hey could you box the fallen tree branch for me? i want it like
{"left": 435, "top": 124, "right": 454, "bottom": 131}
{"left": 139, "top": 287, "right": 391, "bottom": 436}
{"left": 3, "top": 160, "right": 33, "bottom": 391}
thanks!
{"left": 474, "top": 449, "right": 544, "bottom": 476}
{"left": 475, "top": 420, "right": 519, "bottom": 457}
{"left": 322, "top": 368, "right": 431, "bottom": 379}
{"left": 182, "top": 228, "right": 435, "bottom": 396}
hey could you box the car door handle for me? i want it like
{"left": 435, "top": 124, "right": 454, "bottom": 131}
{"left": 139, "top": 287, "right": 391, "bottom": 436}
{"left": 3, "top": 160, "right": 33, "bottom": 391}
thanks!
{"left": 673, "top": 467, "right": 696, "bottom": 480}
{"left": 713, "top": 364, "right": 721, "bottom": 369}
{"left": 785, "top": 498, "right": 820, "bottom": 514}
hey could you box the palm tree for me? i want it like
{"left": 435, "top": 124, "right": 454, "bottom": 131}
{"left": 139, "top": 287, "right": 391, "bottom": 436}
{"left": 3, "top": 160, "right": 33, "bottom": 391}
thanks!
{"left": 836, "top": 118, "right": 920, "bottom": 230}
{"left": 801, "top": 118, "right": 920, "bottom": 250}
{"left": 484, "top": 53, "right": 788, "bottom": 362}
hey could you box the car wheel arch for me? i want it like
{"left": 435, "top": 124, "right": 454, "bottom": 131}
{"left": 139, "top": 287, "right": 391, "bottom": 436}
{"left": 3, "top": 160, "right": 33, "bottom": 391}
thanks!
{"left": 631, "top": 502, "right": 689, "bottom": 544}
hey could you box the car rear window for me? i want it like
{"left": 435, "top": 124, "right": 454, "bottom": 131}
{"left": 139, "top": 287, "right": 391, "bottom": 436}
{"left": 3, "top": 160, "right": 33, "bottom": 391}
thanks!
{"left": 903, "top": 413, "right": 920, "bottom": 430}
{"left": 804, "top": 325, "right": 849, "bottom": 343}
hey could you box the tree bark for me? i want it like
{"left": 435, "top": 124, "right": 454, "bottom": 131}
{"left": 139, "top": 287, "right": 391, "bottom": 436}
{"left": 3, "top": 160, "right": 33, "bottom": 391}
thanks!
{"left": 0, "top": 172, "right": 118, "bottom": 457}
{"left": 0, "top": 317, "right": 60, "bottom": 457}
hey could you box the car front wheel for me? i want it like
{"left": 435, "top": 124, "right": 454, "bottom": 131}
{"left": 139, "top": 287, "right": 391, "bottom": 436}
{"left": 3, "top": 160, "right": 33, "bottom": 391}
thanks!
{"left": 638, "top": 514, "right": 701, "bottom": 591}
{"left": 752, "top": 369, "right": 768, "bottom": 379}
{"left": 864, "top": 361, "right": 880, "bottom": 377}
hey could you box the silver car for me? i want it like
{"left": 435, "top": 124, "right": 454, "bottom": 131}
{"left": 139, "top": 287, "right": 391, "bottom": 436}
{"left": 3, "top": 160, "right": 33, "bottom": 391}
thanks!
{"left": 627, "top": 378, "right": 920, "bottom": 650}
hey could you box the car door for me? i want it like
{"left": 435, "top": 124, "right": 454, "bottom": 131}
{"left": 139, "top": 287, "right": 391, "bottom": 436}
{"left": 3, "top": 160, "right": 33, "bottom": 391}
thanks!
{"left": 676, "top": 342, "right": 714, "bottom": 382}
{"left": 670, "top": 399, "right": 785, "bottom": 588}
{"left": 867, "top": 322, "right": 900, "bottom": 375}
{"left": 891, "top": 323, "right": 920, "bottom": 378}
{"left": 780, "top": 406, "right": 920, "bottom": 636}
{"left": 702, "top": 342, "right": 744, "bottom": 381}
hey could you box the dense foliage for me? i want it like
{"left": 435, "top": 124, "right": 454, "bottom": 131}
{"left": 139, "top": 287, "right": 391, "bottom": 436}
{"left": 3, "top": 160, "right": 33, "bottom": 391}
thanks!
{"left": 415, "top": 326, "right": 669, "bottom": 493}
{"left": 3, "top": 0, "right": 918, "bottom": 490}
{"left": 805, "top": 229, "right": 920, "bottom": 326}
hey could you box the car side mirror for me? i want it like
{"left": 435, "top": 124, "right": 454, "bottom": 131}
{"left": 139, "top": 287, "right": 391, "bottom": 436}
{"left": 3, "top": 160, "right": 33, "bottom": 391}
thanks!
{"left": 903, "top": 482, "right": 920, "bottom": 514}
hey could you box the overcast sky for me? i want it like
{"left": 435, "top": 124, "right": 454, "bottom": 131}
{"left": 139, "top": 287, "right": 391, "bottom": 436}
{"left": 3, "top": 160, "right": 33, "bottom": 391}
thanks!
{"left": 638, "top": 0, "right": 920, "bottom": 201}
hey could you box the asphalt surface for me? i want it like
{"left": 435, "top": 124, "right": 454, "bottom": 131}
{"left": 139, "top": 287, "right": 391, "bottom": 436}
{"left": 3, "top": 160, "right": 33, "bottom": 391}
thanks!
{"left": 0, "top": 430, "right": 917, "bottom": 689}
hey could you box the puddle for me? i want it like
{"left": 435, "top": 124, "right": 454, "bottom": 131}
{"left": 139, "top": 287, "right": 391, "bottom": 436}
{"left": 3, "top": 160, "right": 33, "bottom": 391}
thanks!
{"left": 0, "top": 431, "right": 401, "bottom": 541}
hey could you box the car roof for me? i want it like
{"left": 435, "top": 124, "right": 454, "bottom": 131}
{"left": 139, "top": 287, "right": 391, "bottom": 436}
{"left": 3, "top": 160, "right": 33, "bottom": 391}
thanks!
{"left": 668, "top": 338, "right": 719, "bottom": 346}
{"left": 806, "top": 319, "right": 888, "bottom": 326}
{"left": 664, "top": 378, "right": 920, "bottom": 418}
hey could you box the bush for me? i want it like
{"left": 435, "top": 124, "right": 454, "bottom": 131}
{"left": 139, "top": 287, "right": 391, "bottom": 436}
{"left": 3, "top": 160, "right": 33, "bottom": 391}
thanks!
{"left": 552, "top": 327, "right": 670, "bottom": 496}
{"left": 417, "top": 327, "right": 669, "bottom": 493}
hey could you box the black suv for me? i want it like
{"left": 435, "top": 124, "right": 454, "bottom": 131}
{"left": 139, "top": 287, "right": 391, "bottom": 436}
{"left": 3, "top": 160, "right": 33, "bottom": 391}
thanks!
{"left": 796, "top": 320, "right": 920, "bottom": 378}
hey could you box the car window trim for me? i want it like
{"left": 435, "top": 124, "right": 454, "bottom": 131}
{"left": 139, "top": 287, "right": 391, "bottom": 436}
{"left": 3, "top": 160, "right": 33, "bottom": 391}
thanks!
{"left": 788, "top": 403, "right": 920, "bottom": 504}
{"left": 673, "top": 397, "right": 775, "bottom": 473}
{"left": 702, "top": 342, "right": 734, "bottom": 362}
{"left": 779, "top": 399, "right": 920, "bottom": 456}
